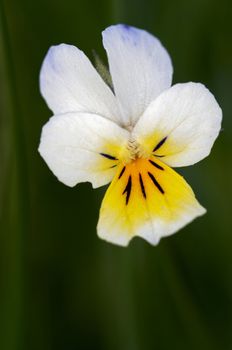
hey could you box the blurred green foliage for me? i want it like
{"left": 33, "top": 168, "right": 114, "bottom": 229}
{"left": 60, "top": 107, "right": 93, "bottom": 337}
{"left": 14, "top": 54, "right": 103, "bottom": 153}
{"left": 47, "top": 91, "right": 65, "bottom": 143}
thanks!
{"left": 0, "top": 0, "right": 231, "bottom": 349}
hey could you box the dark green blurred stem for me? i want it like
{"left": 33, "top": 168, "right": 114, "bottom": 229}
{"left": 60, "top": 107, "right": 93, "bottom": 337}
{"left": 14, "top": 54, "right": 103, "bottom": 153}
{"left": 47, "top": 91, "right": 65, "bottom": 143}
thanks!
{"left": 0, "top": 1, "right": 29, "bottom": 350}
{"left": 158, "top": 244, "right": 214, "bottom": 349}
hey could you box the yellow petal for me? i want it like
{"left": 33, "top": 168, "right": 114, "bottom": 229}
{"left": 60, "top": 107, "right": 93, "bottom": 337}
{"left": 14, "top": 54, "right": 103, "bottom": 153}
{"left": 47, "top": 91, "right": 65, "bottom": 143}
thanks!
{"left": 97, "top": 157, "right": 206, "bottom": 246}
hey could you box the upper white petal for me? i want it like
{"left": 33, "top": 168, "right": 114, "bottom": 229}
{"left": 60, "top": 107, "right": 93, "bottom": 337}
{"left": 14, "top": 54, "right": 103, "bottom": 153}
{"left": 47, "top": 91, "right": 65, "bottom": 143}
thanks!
{"left": 40, "top": 44, "right": 120, "bottom": 123}
{"left": 133, "top": 82, "right": 222, "bottom": 167}
{"left": 102, "top": 24, "right": 173, "bottom": 127}
{"left": 38, "top": 112, "right": 129, "bottom": 188}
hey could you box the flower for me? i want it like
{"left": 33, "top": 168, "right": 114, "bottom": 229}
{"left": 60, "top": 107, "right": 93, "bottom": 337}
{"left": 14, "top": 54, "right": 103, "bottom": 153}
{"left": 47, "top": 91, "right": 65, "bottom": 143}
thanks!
{"left": 38, "top": 24, "right": 222, "bottom": 246}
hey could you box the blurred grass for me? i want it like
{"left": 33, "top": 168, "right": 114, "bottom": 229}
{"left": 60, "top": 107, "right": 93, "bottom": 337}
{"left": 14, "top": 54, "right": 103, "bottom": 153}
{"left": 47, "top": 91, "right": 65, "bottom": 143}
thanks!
{"left": 0, "top": 2, "right": 28, "bottom": 349}
{"left": 0, "top": 0, "right": 232, "bottom": 349}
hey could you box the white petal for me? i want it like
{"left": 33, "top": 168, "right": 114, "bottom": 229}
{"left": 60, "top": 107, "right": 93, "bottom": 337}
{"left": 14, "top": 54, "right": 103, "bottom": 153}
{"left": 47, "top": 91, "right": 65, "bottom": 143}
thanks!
{"left": 38, "top": 112, "right": 129, "bottom": 188}
{"left": 102, "top": 24, "right": 173, "bottom": 126}
{"left": 133, "top": 83, "right": 222, "bottom": 167}
{"left": 40, "top": 44, "right": 120, "bottom": 123}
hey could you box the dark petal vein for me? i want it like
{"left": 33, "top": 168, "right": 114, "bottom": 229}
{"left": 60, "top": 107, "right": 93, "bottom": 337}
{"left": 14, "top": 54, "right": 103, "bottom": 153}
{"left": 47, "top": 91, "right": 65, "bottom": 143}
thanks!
{"left": 149, "top": 159, "right": 164, "bottom": 170}
{"left": 139, "top": 173, "right": 146, "bottom": 199}
{"left": 123, "top": 175, "right": 132, "bottom": 205}
{"left": 118, "top": 166, "right": 126, "bottom": 179}
{"left": 148, "top": 172, "right": 164, "bottom": 194}
{"left": 100, "top": 153, "right": 118, "bottom": 160}
{"left": 153, "top": 136, "right": 167, "bottom": 152}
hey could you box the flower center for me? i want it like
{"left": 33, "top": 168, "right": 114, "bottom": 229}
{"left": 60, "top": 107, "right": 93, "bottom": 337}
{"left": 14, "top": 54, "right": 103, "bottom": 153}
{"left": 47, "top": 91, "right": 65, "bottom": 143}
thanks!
{"left": 127, "top": 137, "right": 140, "bottom": 159}
{"left": 99, "top": 135, "right": 168, "bottom": 167}
{"left": 124, "top": 136, "right": 148, "bottom": 164}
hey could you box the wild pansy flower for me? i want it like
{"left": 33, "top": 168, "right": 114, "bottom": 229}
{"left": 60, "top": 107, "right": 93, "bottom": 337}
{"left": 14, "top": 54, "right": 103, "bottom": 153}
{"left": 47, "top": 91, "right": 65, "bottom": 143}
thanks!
{"left": 39, "top": 24, "right": 222, "bottom": 246}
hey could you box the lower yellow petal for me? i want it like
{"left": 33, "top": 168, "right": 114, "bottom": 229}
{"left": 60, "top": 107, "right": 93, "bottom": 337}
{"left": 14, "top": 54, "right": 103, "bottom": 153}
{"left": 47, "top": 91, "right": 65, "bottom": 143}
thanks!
{"left": 97, "top": 157, "right": 206, "bottom": 246}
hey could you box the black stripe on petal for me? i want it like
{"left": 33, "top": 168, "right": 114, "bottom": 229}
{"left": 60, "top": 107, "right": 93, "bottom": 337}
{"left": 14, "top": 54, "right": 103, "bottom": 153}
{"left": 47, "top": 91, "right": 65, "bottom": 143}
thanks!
{"left": 153, "top": 136, "right": 167, "bottom": 152}
{"left": 148, "top": 172, "right": 164, "bottom": 194}
{"left": 123, "top": 175, "right": 132, "bottom": 205}
{"left": 149, "top": 160, "right": 164, "bottom": 170}
{"left": 118, "top": 166, "right": 126, "bottom": 179}
{"left": 100, "top": 153, "right": 118, "bottom": 160}
{"left": 139, "top": 173, "right": 146, "bottom": 199}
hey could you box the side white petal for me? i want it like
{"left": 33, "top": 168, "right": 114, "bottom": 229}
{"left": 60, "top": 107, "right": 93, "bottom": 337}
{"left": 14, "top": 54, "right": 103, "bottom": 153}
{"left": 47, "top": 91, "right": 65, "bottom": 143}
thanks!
{"left": 133, "top": 83, "right": 222, "bottom": 167}
{"left": 38, "top": 112, "right": 129, "bottom": 188}
{"left": 102, "top": 24, "right": 173, "bottom": 126}
{"left": 40, "top": 44, "right": 120, "bottom": 123}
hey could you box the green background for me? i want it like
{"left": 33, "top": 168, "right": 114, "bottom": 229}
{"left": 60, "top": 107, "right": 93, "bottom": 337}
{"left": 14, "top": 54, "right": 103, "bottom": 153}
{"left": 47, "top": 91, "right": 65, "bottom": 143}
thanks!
{"left": 0, "top": 0, "right": 231, "bottom": 349}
